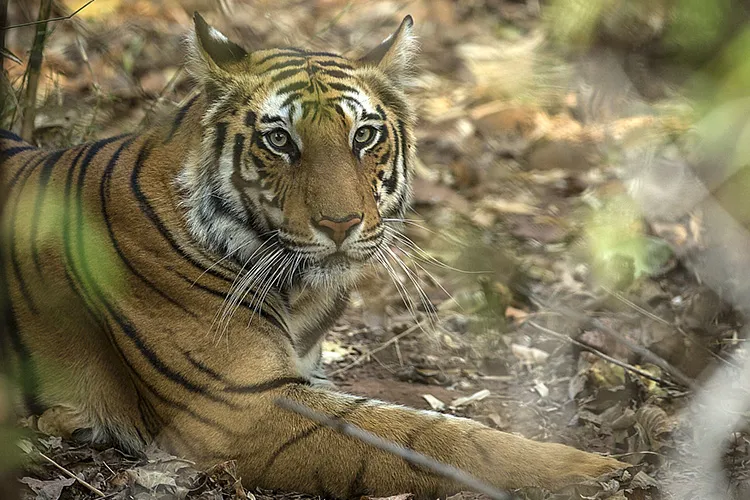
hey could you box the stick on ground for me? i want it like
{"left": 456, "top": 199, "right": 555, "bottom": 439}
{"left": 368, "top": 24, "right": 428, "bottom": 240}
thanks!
{"left": 39, "top": 451, "right": 105, "bottom": 497}
{"left": 527, "top": 320, "right": 682, "bottom": 388}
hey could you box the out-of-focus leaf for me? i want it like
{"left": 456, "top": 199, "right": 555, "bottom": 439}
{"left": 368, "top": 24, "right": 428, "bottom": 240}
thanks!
{"left": 633, "top": 364, "right": 669, "bottom": 397}
{"left": 589, "top": 359, "right": 626, "bottom": 389}
{"left": 61, "top": 0, "right": 122, "bottom": 18}
{"left": 585, "top": 194, "right": 673, "bottom": 287}
{"left": 606, "top": 236, "right": 673, "bottom": 278}
{"left": 0, "top": 426, "right": 27, "bottom": 469}
{"left": 511, "top": 344, "right": 550, "bottom": 365}
{"left": 664, "top": 0, "right": 730, "bottom": 54}
{"left": 545, "top": 0, "right": 608, "bottom": 48}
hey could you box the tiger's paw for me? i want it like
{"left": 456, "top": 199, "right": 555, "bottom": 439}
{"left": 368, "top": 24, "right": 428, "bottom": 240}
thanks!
{"left": 547, "top": 449, "right": 628, "bottom": 491}
{"left": 37, "top": 405, "right": 88, "bottom": 439}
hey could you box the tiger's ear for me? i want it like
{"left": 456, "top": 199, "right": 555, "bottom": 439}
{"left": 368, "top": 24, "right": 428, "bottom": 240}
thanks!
{"left": 187, "top": 12, "right": 247, "bottom": 83}
{"left": 359, "top": 16, "right": 418, "bottom": 87}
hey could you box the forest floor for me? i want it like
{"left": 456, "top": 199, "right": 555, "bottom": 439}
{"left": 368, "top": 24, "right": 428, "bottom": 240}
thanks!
{"left": 3, "top": 0, "right": 749, "bottom": 499}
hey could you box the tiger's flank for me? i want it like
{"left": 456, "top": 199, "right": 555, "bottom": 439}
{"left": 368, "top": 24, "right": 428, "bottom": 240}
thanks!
{"left": 0, "top": 13, "right": 625, "bottom": 499}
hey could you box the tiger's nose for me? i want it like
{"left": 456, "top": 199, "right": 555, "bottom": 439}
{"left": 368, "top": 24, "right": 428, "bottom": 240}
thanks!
{"left": 316, "top": 214, "right": 362, "bottom": 247}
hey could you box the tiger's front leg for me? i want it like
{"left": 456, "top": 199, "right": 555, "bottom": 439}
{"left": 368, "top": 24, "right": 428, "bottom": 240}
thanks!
{"left": 173, "top": 382, "right": 625, "bottom": 499}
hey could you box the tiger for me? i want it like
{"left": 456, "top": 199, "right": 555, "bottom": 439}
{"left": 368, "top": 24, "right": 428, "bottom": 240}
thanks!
{"left": 0, "top": 13, "right": 625, "bottom": 498}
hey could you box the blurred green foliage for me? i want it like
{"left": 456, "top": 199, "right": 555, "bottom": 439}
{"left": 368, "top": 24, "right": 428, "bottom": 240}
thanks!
{"left": 584, "top": 195, "right": 673, "bottom": 289}
{"left": 664, "top": 0, "right": 732, "bottom": 56}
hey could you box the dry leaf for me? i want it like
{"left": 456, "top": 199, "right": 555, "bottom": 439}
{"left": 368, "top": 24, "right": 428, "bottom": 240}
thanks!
{"left": 631, "top": 470, "right": 659, "bottom": 489}
{"left": 422, "top": 394, "right": 447, "bottom": 411}
{"left": 366, "top": 494, "right": 414, "bottom": 500}
{"left": 485, "top": 412, "right": 507, "bottom": 430}
{"left": 321, "top": 340, "right": 349, "bottom": 364}
{"left": 19, "top": 476, "right": 75, "bottom": 500}
{"left": 478, "top": 197, "right": 539, "bottom": 215}
{"left": 504, "top": 306, "right": 529, "bottom": 322}
{"left": 635, "top": 405, "right": 674, "bottom": 450}
{"left": 511, "top": 344, "right": 550, "bottom": 365}
{"left": 450, "top": 389, "right": 490, "bottom": 408}
{"left": 533, "top": 380, "right": 549, "bottom": 398}
{"left": 127, "top": 468, "right": 177, "bottom": 490}
{"left": 611, "top": 408, "right": 637, "bottom": 430}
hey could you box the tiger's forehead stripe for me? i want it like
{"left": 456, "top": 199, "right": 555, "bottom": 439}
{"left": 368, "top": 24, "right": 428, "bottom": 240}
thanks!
{"left": 245, "top": 55, "right": 388, "bottom": 126}
{"left": 265, "top": 59, "right": 306, "bottom": 72}
{"left": 253, "top": 49, "right": 351, "bottom": 69}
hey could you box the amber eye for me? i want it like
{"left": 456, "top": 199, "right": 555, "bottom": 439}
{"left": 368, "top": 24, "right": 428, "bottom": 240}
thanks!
{"left": 267, "top": 129, "right": 290, "bottom": 149}
{"left": 353, "top": 126, "right": 376, "bottom": 146}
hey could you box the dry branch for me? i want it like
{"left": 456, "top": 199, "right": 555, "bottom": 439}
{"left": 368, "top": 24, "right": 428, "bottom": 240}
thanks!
{"left": 1, "top": 0, "right": 94, "bottom": 30}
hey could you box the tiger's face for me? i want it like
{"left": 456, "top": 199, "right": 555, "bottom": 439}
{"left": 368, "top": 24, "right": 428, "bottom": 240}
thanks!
{"left": 181, "top": 14, "right": 417, "bottom": 289}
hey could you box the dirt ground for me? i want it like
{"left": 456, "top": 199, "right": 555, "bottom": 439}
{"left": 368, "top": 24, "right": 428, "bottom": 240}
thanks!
{"left": 2, "top": 0, "right": 750, "bottom": 499}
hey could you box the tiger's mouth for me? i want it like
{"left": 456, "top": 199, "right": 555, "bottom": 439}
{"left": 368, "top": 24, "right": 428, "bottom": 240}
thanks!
{"left": 287, "top": 243, "right": 380, "bottom": 290}
{"left": 273, "top": 226, "right": 386, "bottom": 289}
{"left": 297, "top": 252, "right": 369, "bottom": 289}
{"left": 321, "top": 253, "right": 351, "bottom": 267}
{"left": 308, "top": 249, "right": 372, "bottom": 275}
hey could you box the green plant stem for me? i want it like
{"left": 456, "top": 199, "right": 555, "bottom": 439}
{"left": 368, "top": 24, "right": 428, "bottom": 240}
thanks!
{"left": 0, "top": 0, "right": 8, "bottom": 126}
{"left": 20, "top": 0, "right": 53, "bottom": 141}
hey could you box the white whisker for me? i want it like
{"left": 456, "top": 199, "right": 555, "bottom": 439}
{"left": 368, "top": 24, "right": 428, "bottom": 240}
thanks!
{"left": 385, "top": 246, "right": 438, "bottom": 326}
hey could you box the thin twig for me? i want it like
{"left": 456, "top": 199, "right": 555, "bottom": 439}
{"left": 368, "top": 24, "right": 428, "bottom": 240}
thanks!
{"left": 39, "top": 451, "right": 106, "bottom": 497}
{"left": 275, "top": 398, "right": 511, "bottom": 500}
{"left": 533, "top": 298, "right": 696, "bottom": 389}
{"left": 527, "top": 320, "right": 682, "bottom": 388}
{"left": 2, "top": 0, "right": 94, "bottom": 30}
{"left": 586, "top": 315, "right": 695, "bottom": 388}
{"left": 601, "top": 287, "right": 671, "bottom": 327}
{"left": 394, "top": 338, "right": 404, "bottom": 367}
{"left": 139, "top": 66, "right": 185, "bottom": 128}
{"left": 602, "top": 286, "right": 736, "bottom": 369}
{"left": 311, "top": 0, "right": 355, "bottom": 39}
{"left": 329, "top": 318, "right": 429, "bottom": 376}
{"left": 20, "top": 0, "right": 53, "bottom": 141}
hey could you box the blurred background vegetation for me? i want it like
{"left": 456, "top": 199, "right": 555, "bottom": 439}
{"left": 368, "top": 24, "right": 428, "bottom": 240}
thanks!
{"left": 2, "top": 0, "right": 750, "bottom": 498}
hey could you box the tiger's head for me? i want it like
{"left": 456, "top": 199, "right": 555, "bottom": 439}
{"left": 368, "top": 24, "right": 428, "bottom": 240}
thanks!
{"left": 179, "top": 13, "right": 417, "bottom": 290}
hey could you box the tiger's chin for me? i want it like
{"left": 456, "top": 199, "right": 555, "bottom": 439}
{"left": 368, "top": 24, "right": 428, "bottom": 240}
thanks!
{"left": 299, "top": 254, "right": 369, "bottom": 291}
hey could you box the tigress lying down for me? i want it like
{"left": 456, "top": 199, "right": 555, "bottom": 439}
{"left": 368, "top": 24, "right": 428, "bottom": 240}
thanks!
{"left": 0, "top": 13, "right": 625, "bottom": 498}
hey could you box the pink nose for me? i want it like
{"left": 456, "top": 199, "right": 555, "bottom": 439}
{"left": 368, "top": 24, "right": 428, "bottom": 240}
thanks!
{"left": 317, "top": 214, "right": 362, "bottom": 247}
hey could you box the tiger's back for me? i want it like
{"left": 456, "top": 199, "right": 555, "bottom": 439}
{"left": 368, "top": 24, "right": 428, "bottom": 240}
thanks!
{"left": 1, "top": 14, "right": 624, "bottom": 498}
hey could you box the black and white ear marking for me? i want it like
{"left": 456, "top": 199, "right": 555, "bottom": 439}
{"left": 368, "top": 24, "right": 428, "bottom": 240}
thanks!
{"left": 190, "top": 12, "right": 247, "bottom": 72}
{"left": 359, "top": 15, "right": 418, "bottom": 87}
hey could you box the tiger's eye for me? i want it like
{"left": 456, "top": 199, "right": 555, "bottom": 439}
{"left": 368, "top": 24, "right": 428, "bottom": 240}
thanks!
{"left": 268, "top": 129, "right": 289, "bottom": 148}
{"left": 354, "top": 126, "right": 375, "bottom": 145}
